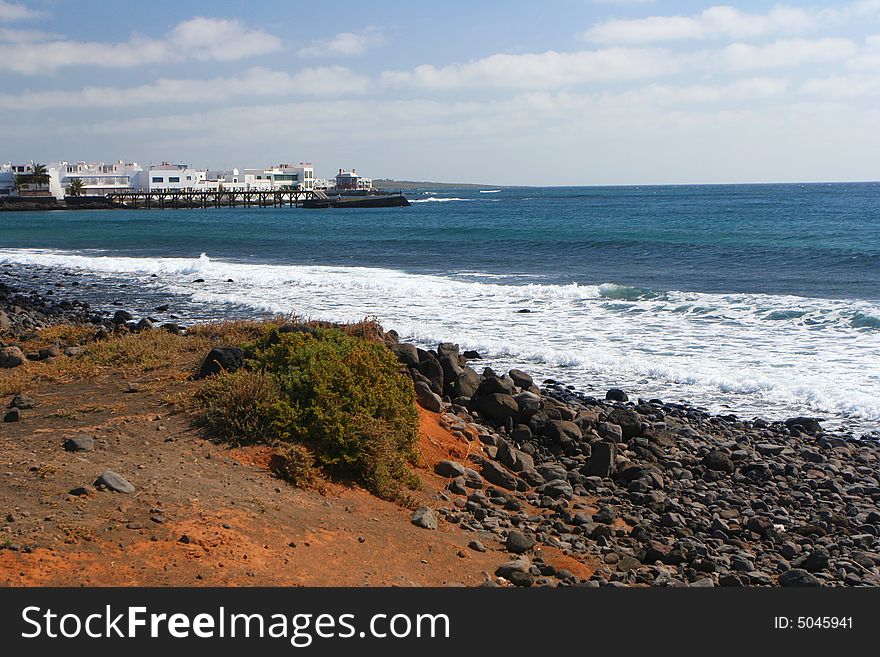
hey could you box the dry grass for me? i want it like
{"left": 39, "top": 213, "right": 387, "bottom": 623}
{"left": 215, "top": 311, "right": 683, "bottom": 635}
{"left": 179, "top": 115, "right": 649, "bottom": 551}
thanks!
{"left": 0, "top": 327, "right": 208, "bottom": 396}
{"left": 32, "top": 324, "right": 96, "bottom": 347}
{"left": 1, "top": 316, "right": 388, "bottom": 401}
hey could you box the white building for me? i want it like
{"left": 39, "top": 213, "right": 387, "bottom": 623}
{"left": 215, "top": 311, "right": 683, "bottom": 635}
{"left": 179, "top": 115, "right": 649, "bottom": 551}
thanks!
{"left": 335, "top": 168, "right": 372, "bottom": 191}
{"left": 57, "top": 160, "right": 144, "bottom": 196}
{"left": 145, "top": 163, "right": 207, "bottom": 192}
{"left": 0, "top": 163, "right": 16, "bottom": 198}
{"left": 0, "top": 162, "right": 61, "bottom": 198}
{"left": 242, "top": 163, "right": 314, "bottom": 191}
{"left": 206, "top": 168, "right": 241, "bottom": 189}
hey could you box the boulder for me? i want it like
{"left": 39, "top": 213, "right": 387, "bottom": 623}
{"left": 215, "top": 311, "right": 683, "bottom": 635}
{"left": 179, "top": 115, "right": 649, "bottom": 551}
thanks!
{"left": 779, "top": 569, "right": 822, "bottom": 587}
{"left": 597, "top": 421, "right": 623, "bottom": 443}
{"left": 495, "top": 558, "right": 531, "bottom": 579}
{"left": 505, "top": 530, "right": 536, "bottom": 554}
{"left": 411, "top": 506, "right": 438, "bottom": 530}
{"left": 536, "top": 478, "right": 574, "bottom": 500}
{"left": 475, "top": 374, "right": 515, "bottom": 397}
{"left": 450, "top": 367, "right": 480, "bottom": 399}
{"left": 481, "top": 460, "right": 519, "bottom": 491}
{"left": 64, "top": 436, "right": 95, "bottom": 452}
{"left": 194, "top": 346, "right": 245, "bottom": 379}
{"left": 473, "top": 393, "right": 519, "bottom": 424}
{"left": 434, "top": 460, "right": 466, "bottom": 478}
{"left": 508, "top": 369, "right": 533, "bottom": 390}
{"left": 702, "top": 450, "right": 735, "bottom": 474}
{"left": 513, "top": 391, "right": 542, "bottom": 417}
{"left": 416, "top": 357, "right": 444, "bottom": 394}
{"left": 0, "top": 346, "right": 25, "bottom": 369}
{"left": 133, "top": 317, "right": 154, "bottom": 332}
{"left": 583, "top": 441, "right": 617, "bottom": 478}
{"left": 414, "top": 381, "right": 443, "bottom": 413}
{"left": 94, "top": 471, "right": 135, "bottom": 494}
{"left": 9, "top": 394, "right": 36, "bottom": 409}
{"left": 3, "top": 408, "right": 19, "bottom": 423}
{"left": 784, "top": 416, "right": 823, "bottom": 435}
{"left": 605, "top": 407, "right": 641, "bottom": 439}
{"left": 0, "top": 310, "right": 11, "bottom": 333}
{"left": 112, "top": 310, "right": 133, "bottom": 324}
{"left": 543, "top": 419, "right": 582, "bottom": 443}
{"left": 605, "top": 388, "right": 628, "bottom": 402}
{"left": 496, "top": 440, "right": 535, "bottom": 473}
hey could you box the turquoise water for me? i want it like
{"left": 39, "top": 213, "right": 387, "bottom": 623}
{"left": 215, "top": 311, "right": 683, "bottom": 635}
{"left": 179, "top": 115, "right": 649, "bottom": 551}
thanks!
{"left": 1, "top": 183, "right": 879, "bottom": 432}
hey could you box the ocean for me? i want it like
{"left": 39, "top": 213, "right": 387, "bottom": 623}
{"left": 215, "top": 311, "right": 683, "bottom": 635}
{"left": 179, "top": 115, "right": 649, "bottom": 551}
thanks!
{"left": 1, "top": 183, "right": 879, "bottom": 435}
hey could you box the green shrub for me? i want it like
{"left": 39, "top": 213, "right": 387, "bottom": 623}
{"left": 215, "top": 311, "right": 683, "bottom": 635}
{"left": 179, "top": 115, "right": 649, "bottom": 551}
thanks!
{"left": 195, "top": 325, "right": 421, "bottom": 503}
{"left": 271, "top": 443, "right": 324, "bottom": 490}
{"left": 250, "top": 327, "right": 420, "bottom": 503}
{"left": 195, "top": 369, "right": 284, "bottom": 445}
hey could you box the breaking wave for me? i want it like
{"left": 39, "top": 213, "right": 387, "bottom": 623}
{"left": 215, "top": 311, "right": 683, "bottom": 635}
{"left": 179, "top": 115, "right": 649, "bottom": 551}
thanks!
{"left": 2, "top": 248, "right": 879, "bottom": 429}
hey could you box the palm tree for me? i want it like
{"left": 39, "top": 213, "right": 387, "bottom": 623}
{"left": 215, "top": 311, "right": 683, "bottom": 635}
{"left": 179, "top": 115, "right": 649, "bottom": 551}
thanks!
{"left": 14, "top": 162, "right": 51, "bottom": 196}
{"left": 66, "top": 178, "right": 85, "bottom": 197}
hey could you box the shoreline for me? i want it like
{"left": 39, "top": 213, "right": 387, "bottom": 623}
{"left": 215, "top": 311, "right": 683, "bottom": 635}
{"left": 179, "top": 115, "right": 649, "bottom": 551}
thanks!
{"left": 1, "top": 258, "right": 877, "bottom": 439}
{"left": 2, "top": 273, "right": 880, "bottom": 587}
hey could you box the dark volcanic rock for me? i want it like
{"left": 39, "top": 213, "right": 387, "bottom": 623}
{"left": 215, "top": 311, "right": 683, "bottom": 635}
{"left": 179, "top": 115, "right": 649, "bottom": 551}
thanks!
{"left": 0, "top": 346, "right": 25, "bottom": 368}
{"left": 702, "top": 450, "right": 735, "bottom": 473}
{"left": 414, "top": 381, "right": 443, "bottom": 413}
{"left": 481, "top": 460, "right": 519, "bottom": 491}
{"left": 9, "top": 394, "right": 36, "bottom": 409}
{"left": 605, "top": 388, "right": 628, "bottom": 402}
{"left": 411, "top": 507, "right": 438, "bottom": 530}
{"left": 94, "top": 471, "right": 135, "bottom": 494}
{"left": 496, "top": 440, "right": 535, "bottom": 473}
{"left": 434, "top": 460, "right": 466, "bottom": 478}
{"left": 784, "top": 416, "right": 823, "bottom": 435}
{"left": 584, "top": 442, "right": 617, "bottom": 478}
{"left": 779, "top": 569, "right": 822, "bottom": 587}
{"left": 194, "top": 346, "right": 245, "bottom": 379}
{"left": 605, "top": 407, "right": 641, "bottom": 439}
{"left": 390, "top": 343, "right": 421, "bottom": 368}
{"left": 508, "top": 369, "right": 533, "bottom": 390}
{"left": 536, "top": 478, "right": 574, "bottom": 500}
{"left": 473, "top": 393, "right": 519, "bottom": 424}
{"left": 64, "top": 436, "right": 95, "bottom": 452}
{"left": 505, "top": 530, "right": 536, "bottom": 554}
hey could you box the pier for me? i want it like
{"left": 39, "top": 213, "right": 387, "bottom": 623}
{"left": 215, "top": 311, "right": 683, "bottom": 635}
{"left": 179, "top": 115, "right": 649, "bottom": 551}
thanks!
{"left": 104, "top": 188, "right": 328, "bottom": 209}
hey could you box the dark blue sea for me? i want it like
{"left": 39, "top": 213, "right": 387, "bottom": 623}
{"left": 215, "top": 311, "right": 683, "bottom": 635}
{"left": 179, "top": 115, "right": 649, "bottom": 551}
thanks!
{"left": 2, "top": 183, "right": 879, "bottom": 433}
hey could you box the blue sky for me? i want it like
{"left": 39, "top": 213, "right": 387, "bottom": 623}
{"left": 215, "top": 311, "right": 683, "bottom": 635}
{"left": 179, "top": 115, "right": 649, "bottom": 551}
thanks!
{"left": 1, "top": 0, "right": 879, "bottom": 184}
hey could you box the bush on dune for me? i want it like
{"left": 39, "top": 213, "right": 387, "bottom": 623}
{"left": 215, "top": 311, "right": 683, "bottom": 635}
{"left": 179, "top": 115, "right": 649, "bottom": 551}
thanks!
{"left": 195, "top": 325, "right": 421, "bottom": 503}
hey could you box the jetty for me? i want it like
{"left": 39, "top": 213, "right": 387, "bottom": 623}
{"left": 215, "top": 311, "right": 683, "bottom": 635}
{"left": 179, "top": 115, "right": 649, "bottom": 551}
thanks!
{"left": 104, "top": 188, "right": 328, "bottom": 209}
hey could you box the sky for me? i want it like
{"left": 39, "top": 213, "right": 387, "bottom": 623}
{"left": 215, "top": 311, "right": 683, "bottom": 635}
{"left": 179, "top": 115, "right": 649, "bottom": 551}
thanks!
{"left": 1, "top": 0, "right": 879, "bottom": 185}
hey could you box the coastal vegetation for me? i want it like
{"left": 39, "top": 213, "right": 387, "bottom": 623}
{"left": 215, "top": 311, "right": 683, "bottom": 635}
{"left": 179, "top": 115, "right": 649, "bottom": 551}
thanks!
{"left": 0, "top": 302, "right": 422, "bottom": 504}
{"left": 197, "top": 325, "right": 421, "bottom": 503}
{"left": 65, "top": 179, "right": 84, "bottom": 197}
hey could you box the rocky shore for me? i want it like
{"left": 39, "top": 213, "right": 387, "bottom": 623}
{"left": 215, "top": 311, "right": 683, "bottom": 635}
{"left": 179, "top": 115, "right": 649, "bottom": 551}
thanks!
{"left": 2, "top": 277, "right": 879, "bottom": 587}
{"left": 389, "top": 342, "right": 880, "bottom": 587}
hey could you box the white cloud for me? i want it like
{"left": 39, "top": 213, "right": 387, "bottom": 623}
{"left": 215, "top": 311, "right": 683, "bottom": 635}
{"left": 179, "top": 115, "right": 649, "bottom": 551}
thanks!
{"left": 581, "top": 2, "right": 880, "bottom": 45}
{"left": 381, "top": 47, "right": 681, "bottom": 90}
{"left": 0, "top": 16, "right": 282, "bottom": 74}
{"left": 801, "top": 73, "right": 880, "bottom": 97}
{"left": 582, "top": 5, "right": 821, "bottom": 44}
{"left": 0, "top": 66, "right": 369, "bottom": 110}
{"left": 0, "top": 0, "right": 42, "bottom": 22}
{"left": 298, "top": 27, "right": 384, "bottom": 57}
{"left": 715, "top": 37, "right": 857, "bottom": 71}
{"left": 623, "top": 77, "right": 791, "bottom": 104}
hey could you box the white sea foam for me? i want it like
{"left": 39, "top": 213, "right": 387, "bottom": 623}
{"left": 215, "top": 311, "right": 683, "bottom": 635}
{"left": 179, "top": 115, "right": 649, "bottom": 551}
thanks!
{"left": 409, "top": 197, "right": 474, "bottom": 203}
{"left": 480, "top": 189, "right": 501, "bottom": 193}
{"left": 3, "top": 248, "right": 879, "bottom": 429}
